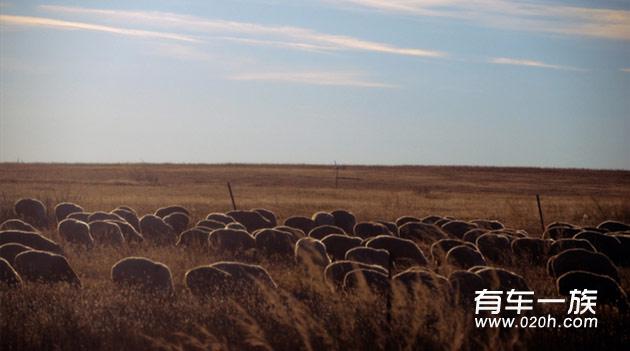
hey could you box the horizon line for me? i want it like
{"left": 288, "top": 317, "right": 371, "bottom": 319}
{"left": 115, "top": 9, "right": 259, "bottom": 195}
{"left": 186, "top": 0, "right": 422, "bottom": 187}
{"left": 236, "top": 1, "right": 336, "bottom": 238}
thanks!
{"left": 1, "top": 161, "right": 628, "bottom": 172}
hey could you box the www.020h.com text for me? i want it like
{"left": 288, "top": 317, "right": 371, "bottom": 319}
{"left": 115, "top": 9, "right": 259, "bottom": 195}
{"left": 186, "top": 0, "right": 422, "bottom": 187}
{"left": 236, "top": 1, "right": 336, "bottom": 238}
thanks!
{"left": 475, "top": 315, "right": 598, "bottom": 328}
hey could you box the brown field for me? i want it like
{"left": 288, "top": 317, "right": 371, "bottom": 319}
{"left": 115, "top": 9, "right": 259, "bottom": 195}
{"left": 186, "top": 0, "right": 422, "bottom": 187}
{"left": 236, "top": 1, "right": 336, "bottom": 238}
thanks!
{"left": 1, "top": 163, "right": 629, "bottom": 351}
{"left": 1, "top": 163, "right": 629, "bottom": 233}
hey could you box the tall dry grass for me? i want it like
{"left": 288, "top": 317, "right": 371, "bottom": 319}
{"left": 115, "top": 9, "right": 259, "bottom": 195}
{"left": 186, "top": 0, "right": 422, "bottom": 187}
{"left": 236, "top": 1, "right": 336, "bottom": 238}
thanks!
{"left": 2, "top": 240, "right": 628, "bottom": 351}
{"left": 1, "top": 164, "right": 629, "bottom": 350}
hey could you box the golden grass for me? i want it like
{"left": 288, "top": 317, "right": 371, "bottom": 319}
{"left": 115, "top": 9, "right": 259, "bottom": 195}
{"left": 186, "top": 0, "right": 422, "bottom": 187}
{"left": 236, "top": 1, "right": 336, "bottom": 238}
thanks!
{"left": 1, "top": 163, "right": 629, "bottom": 350}
{"left": 1, "top": 163, "right": 628, "bottom": 233}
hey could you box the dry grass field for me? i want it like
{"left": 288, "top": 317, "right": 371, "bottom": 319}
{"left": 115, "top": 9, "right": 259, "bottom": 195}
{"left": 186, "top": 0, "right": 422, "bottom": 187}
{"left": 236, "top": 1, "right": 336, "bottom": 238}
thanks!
{"left": 1, "top": 163, "right": 629, "bottom": 351}
{"left": 1, "top": 163, "right": 629, "bottom": 233}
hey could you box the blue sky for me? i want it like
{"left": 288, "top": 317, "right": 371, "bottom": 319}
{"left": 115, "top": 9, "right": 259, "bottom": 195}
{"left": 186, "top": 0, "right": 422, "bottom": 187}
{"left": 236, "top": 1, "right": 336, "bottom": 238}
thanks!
{"left": 0, "top": 0, "right": 628, "bottom": 168}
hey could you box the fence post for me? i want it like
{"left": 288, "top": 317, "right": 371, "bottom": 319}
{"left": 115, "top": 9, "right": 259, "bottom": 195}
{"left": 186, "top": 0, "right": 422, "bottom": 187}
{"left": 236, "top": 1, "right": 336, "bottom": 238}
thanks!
{"left": 227, "top": 182, "right": 237, "bottom": 211}
{"left": 334, "top": 161, "right": 339, "bottom": 188}
{"left": 536, "top": 194, "right": 545, "bottom": 233}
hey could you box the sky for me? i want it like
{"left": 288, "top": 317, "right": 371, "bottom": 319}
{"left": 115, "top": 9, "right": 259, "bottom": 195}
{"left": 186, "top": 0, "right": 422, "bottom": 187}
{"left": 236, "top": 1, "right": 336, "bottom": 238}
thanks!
{"left": 0, "top": 0, "right": 629, "bottom": 169}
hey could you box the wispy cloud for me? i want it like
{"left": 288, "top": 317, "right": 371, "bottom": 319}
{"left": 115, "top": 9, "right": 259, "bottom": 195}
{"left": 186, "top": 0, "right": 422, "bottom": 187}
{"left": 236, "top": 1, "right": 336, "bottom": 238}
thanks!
{"left": 149, "top": 43, "right": 213, "bottom": 61}
{"left": 229, "top": 71, "right": 398, "bottom": 88}
{"left": 332, "top": 0, "right": 630, "bottom": 41}
{"left": 489, "top": 57, "right": 581, "bottom": 71}
{"left": 218, "top": 37, "right": 337, "bottom": 54}
{"left": 39, "top": 5, "right": 446, "bottom": 58}
{"left": 0, "top": 14, "right": 200, "bottom": 42}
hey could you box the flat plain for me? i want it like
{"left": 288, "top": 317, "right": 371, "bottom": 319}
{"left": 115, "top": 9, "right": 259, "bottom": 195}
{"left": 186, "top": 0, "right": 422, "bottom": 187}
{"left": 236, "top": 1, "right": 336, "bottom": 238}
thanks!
{"left": 1, "top": 163, "right": 629, "bottom": 351}
{"left": 1, "top": 163, "right": 629, "bottom": 233}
